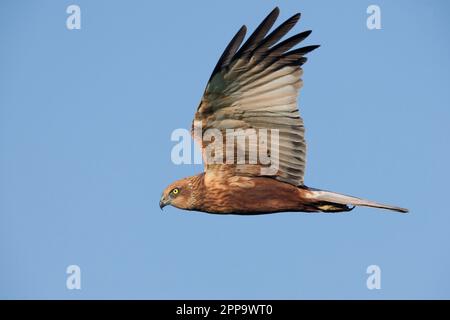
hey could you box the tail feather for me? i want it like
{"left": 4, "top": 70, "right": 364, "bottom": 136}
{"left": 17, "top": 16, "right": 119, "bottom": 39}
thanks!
{"left": 305, "top": 189, "right": 409, "bottom": 213}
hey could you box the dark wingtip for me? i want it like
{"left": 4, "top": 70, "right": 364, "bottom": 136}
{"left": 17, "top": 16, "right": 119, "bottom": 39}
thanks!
{"left": 290, "top": 13, "right": 302, "bottom": 27}
{"left": 300, "top": 45, "right": 321, "bottom": 55}
{"left": 283, "top": 12, "right": 301, "bottom": 29}
{"left": 304, "top": 30, "right": 313, "bottom": 37}
{"left": 238, "top": 25, "right": 248, "bottom": 38}
{"left": 267, "top": 7, "right": 281, "bottom": 23}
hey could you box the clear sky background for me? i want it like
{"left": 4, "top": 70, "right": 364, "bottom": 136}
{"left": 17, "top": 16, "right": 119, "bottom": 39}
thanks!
{"left": 1, "top": 0, "right": 449, "bottom": 299}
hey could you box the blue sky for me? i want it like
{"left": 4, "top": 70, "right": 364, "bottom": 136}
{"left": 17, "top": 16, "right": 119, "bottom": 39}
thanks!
{"left": 1, "top": 0, "right": 450, "bottom": 299}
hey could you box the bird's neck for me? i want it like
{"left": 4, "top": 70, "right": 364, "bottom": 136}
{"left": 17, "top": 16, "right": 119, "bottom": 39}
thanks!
{"left": 186, "top": 173, "right": 206, "bottom": 210}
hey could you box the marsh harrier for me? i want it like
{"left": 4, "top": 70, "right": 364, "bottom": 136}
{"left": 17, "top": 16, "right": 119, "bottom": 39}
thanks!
{"left": 160, "top": 7, "right": 408, "bottom": 214}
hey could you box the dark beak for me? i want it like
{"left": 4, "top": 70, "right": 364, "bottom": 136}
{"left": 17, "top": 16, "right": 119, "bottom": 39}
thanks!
{"left": 159, "top": 199, "right": 167, "bottom": 210}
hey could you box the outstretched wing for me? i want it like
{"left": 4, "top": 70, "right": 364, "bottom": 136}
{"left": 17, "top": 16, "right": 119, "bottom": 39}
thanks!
{"left": 192, "top": 7, "right": 319, "bottom": 186}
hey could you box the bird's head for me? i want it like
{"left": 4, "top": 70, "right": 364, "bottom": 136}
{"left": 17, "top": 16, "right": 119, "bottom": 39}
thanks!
{"left": 159, "top": 175, "right": 203, "bottom": 211}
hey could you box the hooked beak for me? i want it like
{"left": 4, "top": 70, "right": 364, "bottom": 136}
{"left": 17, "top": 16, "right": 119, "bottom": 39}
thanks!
{"left": 159, "top": 197, "right": 168, "bottom": 210}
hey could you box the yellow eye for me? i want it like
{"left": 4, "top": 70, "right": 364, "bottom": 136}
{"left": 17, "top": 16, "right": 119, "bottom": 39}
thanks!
{"left": 171, "top": 188, "right": 179, "bottom": 195}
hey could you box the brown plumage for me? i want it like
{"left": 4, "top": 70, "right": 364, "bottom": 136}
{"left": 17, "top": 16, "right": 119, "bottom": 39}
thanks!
{"left": 159, "top": 7, "right": 408, "bottom": 214}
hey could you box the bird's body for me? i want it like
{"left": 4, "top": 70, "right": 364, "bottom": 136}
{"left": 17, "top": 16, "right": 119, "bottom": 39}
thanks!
{"left": 162, "top": 170, "right": 406, "bottom": 214}
{"left": 170, "top": 171, "right": 316, "bottom": 214}
{"left": 201, "top": 174, "right": 315, "bottom": 214}
{"left": 159, "top": 7, "right": 408, "bottom": 215}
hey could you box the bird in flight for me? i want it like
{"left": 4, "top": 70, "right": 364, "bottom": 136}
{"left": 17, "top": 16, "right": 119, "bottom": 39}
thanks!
{"left": 160, "top": 7, "right": 408, "bottom": 214}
